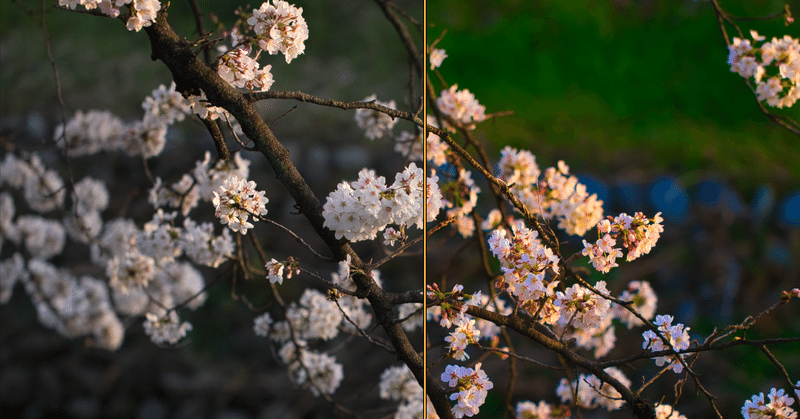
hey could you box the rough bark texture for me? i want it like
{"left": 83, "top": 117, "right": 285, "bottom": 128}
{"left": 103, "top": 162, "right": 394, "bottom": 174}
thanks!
{"left": 143, "top": 8, "right": 454, "bottom": 418}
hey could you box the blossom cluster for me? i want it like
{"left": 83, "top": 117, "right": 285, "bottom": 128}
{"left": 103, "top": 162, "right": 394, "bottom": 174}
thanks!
{"left": 455, "top": 217, "right": 659, "bottom": 358}
{"left": 440, "top": 363, "right": 493, "bottom": 418}
{"left": 555, "top": 367, "right": 630, "bottom": 411}
{"left": 426, "top": 117, "right": 450, "bottom": 166}
{"left": 581, "top": 211, "right": 664, "bottom": 274}
{"left": 742, "top": 386, "right": 798, "bottom": 419}
{"left": 217, "top": 41, "right": 275, "bottom": 92}
{"left": 354, "top": 94, "right": 399, "bottom": 140}
{"left": 728, "top": 30, "right": 800, "bottom": 108}
{"left": 378, "top": 365, "right": 426, "bottom": 418}
{"left": 427, "top": 284, "right": 477, "bottom": 329}
{"left": 613, "top": 280, "right": 658, "bottom": 328}
{"left": 247, "top": 0, "right": 309, "bottom": 64}
{"left": 440, "top": 168, "right": 481, "bottom": 237}
{"left": 488, "top": 221, "right": 560, "bottom": 306}
{"left": 433, "top": 270, "right": 655, "bottom": 363}
{"left": 436, "top": 84, "right": 486, "bottom": 129}
{"left": 497, "top": 148, "right": 605, "bottom": 236}
{"left": 279, "top": 342, "right": 343, "bottom": 396}
{"left": 252, "top": 261, "right": 377, "bottom": 399}
{"left": 150, "top": 151, "right": 251, "bottom": 216}
{"left": 322, "top": 163, "right": 441, "bottom": 242}
{"left": 428, "top": 155, "right": 670, "bottom": 417}
{"left": 553, "top": 281, "right": 612, "bottom": 330}
{"left": 143, "top": 311, "right": 193, "bottom": 345}
{"left": 1, "top": 145, "right": 243, "bottom": 349}
{"left": 0, "top": 200, "right": 211, "bottom": 350}
{"left": 9, "top": 257, "right": 125, "bottom": 350}
{"left": 444, "top": 316, "right": 480, "bottom": 361}
{"left": 642, "top": 314, "right": 692, "bottom": 373}
{"left": 211, "top": 175, "right": 269, "bottom": 234}
{"left": 58, "top": 0, "right": 161, "bottom": 32}
{"left": 282, "top": 288, "right": 371, "bottom": 342}
{"left": 54, "top": 83, "right": 190, "bottom": 158}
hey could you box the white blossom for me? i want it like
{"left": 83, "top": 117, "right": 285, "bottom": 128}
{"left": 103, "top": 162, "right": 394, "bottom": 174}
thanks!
{"left": 430, "top": 48, "right": 447, "bottom": 70}
{"left": 742, "top": 387, "right": 797, "bottom": 419}
{"left": 279, "top": 342, "right": 343, "bottom": 396}
{"left": 355, "top": 94, "right": 398, "bottom": 140}
{"left": 253, "top": 312, "right": 273, "bottom": 337}
{"left": 247, "top": 0, "right": 309, "bottom": 63}
{"left": 440, "top": 363, "right": 493, "bottom": 418}
{"left": 143, "top": 311, "right": 193, "bottom": 345}
{"left": 16, "top": 215, "right": 66, "bottom": 260}
{"left": 436, "top": 85, "right": 486, "bottom": 129}
{"left": 642, "top": 314, "right": 691, "bottom": 373}
{"left": 212, "top": 175, "right": 269, "bottom": 235}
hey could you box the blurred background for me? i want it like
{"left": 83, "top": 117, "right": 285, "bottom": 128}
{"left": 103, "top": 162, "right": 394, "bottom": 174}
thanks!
{"left": 1, "top": 0, "right": 424, "bottom": 418}
{"left": 426, "top": 0, "right": 799, "bottom": 417}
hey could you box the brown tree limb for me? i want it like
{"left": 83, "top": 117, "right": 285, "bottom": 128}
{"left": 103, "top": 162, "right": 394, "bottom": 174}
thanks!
{"left": 140, "top": 7, "right": 446, "bottom": 417}
{"left": 245, "top": 90, "right": 424, "bottom": 126}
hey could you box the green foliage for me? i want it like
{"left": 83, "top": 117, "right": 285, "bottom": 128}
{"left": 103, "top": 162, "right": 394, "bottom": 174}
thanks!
{"left": 429, "top": 0, "right": 800, "bottom": 192}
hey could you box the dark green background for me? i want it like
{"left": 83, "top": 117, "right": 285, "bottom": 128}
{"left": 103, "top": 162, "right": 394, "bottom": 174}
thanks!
{"left": 428, "top": 0, "right": 800, "bottom": 196}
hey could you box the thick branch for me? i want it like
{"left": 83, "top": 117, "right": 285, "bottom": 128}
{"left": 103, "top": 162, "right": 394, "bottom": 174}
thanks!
{"left": 463, "top": 305, "right": 656, "bottom": 418}
{"left": 142, "top": 8, "right": 437, "bottom": 416}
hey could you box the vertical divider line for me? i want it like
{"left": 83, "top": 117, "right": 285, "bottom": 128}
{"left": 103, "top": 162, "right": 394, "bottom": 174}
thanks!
{"left": 422, "top": 0, "right": 428, "bottom": 415}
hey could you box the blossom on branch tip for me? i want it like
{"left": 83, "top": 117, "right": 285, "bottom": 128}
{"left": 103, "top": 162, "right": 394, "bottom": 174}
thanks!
{"left": 582, "top": 235, "right": 622, "bottom": 274}
{"left": 211, "top": 175, "right": 268, "bottom": 235}
{"left": 444, "top": 316, "right": 480, "bottom": 360}
{"left": 383, "top": 226, "right": 404, "bottom": 246}
{"left": 728, "top": 31, "right": 800, "bottom": 108}
{"left": 247, "top": 0, "right": 309, "bottom": 63}
{"left": 430, "top": 48, "right": 447, "bottom": 70}
{"left": 583, "top": 212, "right": 663, "bottom": 273}
{"left": 496, "top": 150, "right": 604, "bottom": 237}
{"left": 265, "top": 259, "right": 285, "bottom": 284}
{"left": 436, "top": 85, "right": 486, "bottom": 129}
{"left": 441, "top": 363, "right": 493, "bottom": 418}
